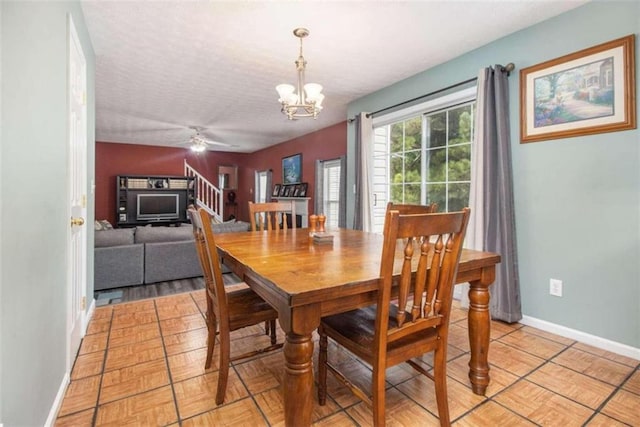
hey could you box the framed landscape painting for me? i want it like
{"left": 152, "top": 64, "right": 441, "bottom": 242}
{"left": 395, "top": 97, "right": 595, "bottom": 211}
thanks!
{"left": 282, "top": 153, "right": 302, "bottom": 184}
{"left": 520, "top": 34, "right": 636, "bottom": 143}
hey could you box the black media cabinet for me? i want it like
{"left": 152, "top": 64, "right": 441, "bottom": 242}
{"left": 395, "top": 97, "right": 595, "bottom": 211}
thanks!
{"left": 116, "top": 175, "right": 196, "bottom": 227}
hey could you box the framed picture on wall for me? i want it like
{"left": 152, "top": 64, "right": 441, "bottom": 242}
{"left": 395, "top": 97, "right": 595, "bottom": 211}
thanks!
{"left": 298, "top": 182, "right": 308, "bottom": 197}
{"left": 520, "top": 34, "right": 636, "bottom": 143}
{"left": 272, "top": 184, "right": 281, "bottom": 197}
{"left": 282, "top": 153, "right": 302, "bottom": 184}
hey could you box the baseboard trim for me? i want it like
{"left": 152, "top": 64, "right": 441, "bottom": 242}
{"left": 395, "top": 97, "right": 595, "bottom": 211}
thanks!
{"left": 44, "top": 371, "right": 70, "bottom": 427}
{"left": 520, "top": 315, "right": 640, "bottom": 361}
{"left": 45, "top": 299, "right": 95, "bottom": 426}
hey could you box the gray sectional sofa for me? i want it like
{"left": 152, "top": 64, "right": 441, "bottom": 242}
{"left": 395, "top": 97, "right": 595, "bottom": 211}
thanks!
{"left": 94, "top": 220, "right": 250, "bottom": 290}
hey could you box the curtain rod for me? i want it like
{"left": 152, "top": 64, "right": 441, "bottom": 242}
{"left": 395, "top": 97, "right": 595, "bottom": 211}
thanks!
{"left": 348, "top": 63, "right": 515, "bottom": 122}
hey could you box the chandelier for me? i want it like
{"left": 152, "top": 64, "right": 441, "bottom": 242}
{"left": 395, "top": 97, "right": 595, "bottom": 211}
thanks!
{"left": 276, "top": 28, "right": 324, "bottom": 120}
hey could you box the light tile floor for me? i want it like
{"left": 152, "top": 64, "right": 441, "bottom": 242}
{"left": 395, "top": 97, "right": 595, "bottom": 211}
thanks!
{"left": 56, "top": 291, "right": 640, "bottom": 426}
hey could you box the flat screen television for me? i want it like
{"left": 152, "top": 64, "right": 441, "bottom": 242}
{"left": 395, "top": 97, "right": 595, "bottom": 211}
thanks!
{"left": 136, "top": 193, "right": 180, "bottom": 221}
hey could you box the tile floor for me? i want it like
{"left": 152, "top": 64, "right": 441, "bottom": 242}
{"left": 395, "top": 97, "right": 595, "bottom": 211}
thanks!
{"left": 55, "top": 291, "right": 640, "bottom": 426}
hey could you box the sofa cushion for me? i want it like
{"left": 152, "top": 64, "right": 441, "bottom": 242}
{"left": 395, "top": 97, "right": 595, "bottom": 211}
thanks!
{"left": 94, "top": 219, "right": 114, "bottom": 231}
{"left": 144, "top": 240, "right": 202, "bottom": 283}
{"left": 211, "top": 220, "right": 251, "bottom": 234}
{"left": 134, "top": 225, "right": 194, "bottom": 243}
{"left": 95, "top": 243, "right": 144, "bottom": 290}
{"left": 95, "top": 228, "right": 135, "bottom": 247}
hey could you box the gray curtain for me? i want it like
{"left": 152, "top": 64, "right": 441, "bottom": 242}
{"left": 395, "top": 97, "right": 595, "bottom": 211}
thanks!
{"left": 337, "top": 155, "right": 347, "bottom": 228}
{"left": 353, "top": 113, "right": 372, "bottom": 230}
{"left": 314, "top": 159, "right": 323, "bottom": 215}
{"left": 353, "top": 113, "right": 364, "bottom": 230}
{"left": 479, "top": 65, "right": 522, "bottom": 323}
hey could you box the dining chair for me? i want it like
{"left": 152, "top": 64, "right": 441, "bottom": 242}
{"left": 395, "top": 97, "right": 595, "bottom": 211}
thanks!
{"left": 318, "top": 207, "right": 471, "bottom": 426}
{"left": 386, "top": 201, "right": 438, "bottom": 214}
{"left": 247, "top": 201, "right": 296, "bottom": 335}
{"left": 187, "top": 207, "right": 283, "bottom": 404}
{"left": 248, "top": 201, "right": 296, "bottom": 231}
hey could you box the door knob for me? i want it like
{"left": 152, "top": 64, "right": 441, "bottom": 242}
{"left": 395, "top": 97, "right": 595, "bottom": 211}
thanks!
{"left": 70, "top": 217, "right": 85, "bottom": 227}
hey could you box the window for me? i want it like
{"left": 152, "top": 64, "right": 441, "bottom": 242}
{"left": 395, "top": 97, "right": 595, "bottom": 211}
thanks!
{"left": 371, "top": 88, "right": 476, "bottom": 233}
{"left": 315, "top": 156, "right": 345, "bottom": 229}
{"left": 321, "top": 159, "right": 341, "bottom": 229}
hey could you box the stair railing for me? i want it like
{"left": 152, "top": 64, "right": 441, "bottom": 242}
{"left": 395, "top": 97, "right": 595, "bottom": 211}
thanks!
{"left": 184, "top": 159, "right": 223, "bottom": 222}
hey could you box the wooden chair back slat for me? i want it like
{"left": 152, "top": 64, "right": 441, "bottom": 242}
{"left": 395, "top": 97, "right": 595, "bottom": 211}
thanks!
{"left": 385, "top": 203, "right": 438, "bottom": 326}
{"left": 386, "top": 202, "right": 438, "bottom": 215}
{"left": 380, "top": 208, "right": 470, "bottom": 342}
{"left": 248, "top": 201, "right": 296, "bottom": 231}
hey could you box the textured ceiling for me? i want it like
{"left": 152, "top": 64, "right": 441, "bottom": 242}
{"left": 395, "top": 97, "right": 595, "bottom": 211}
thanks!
{"left": 81, "top": 0, "right": 587, "bottom": 153}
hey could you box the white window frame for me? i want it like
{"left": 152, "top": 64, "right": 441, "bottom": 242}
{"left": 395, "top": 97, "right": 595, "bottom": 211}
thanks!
{"left": 321, "top": 159, "right": 342, "bottom": 229}
{"left": 370, "top": 86, "right": 476, "bottom": 233}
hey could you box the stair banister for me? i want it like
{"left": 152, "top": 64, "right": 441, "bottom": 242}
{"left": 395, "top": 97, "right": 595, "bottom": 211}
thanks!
{"left": 184, "top": 159, "right": 223, "bottom": 222}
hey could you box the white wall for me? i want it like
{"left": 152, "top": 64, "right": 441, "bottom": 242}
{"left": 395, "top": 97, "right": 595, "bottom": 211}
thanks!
{"left": 0, "top": 1, "right": 95, "bottom": 425}
{"left": 347, "top": 1, "right": 640, "bottom": 348}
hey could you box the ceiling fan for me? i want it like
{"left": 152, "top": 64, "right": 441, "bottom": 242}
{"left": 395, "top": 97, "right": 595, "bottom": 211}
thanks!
{"left": 179, "top": 126, "right": 233, "bottom": 153}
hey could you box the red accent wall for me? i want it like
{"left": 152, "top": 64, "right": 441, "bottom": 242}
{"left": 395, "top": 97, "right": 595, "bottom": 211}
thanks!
{"left": 95, "top": 142, "right": 247, "bottom": 225}
{"left": 234, "top": 121, "right": 347, "bottom": 221}
{"left": 95, "top": 121, "right": 347, "bottom": 224}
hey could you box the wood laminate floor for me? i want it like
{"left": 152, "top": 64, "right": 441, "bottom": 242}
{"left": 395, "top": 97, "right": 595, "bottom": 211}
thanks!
{"left": 94, "top": 275, "right": 239, "bottom": 305}
{"left": 56, "top": 293, "right": 640, "bottom": 426}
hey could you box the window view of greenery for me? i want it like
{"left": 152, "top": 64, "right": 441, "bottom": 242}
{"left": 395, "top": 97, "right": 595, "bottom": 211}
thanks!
{"left": 387, "top": 102, "right": 474, "bottom": 211}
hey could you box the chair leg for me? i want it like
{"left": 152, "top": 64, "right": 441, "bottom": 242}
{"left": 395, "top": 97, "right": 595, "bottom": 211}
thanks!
{"left": 372, "top": 366, "right": 386, "bottom": 427}
{"left": 205, "top": 313, "right": 217, "bottom": 369}
{"left": 318, "top": 325, "right": 328, "bottom": 405}
{"left": 269, "top": 319, "right": 277, "bottom": 345}
{"left": 215, "top": 327, "right": 231, "bottom": 405}
{"left": 433, "top": 346, "right": 451, "bottom": 427}
{"left": 264, "top": 320, "right": 270, "bottom": 336}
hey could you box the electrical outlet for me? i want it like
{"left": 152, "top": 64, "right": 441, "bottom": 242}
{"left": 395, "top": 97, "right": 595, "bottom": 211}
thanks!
{"left": 549, "top": 278, "right": 563, "bottom": 297}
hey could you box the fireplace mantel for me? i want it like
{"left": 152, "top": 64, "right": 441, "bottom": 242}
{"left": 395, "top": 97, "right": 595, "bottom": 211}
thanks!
{"left": 273, "top": 197, "right": 311, "bottom": 227}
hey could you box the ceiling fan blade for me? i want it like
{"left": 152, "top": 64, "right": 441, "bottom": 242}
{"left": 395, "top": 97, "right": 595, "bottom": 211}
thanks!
{"left": 203, "top": 139, "right": 231, "bottom": 147}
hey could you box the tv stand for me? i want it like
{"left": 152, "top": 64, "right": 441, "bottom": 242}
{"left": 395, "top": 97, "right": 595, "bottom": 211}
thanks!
{"left": 116, "top": 175, "right": 196, "bottom": 227}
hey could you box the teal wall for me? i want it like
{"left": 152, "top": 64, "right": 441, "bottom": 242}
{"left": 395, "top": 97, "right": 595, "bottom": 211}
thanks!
{"left": 347, "top": 1, "right": 639, "bottom": 348}
{"left": 0, "top": 1, "right": 95, "bottom": 425}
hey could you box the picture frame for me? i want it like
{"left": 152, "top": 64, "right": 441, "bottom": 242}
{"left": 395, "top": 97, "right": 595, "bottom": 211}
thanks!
{"left": 282, "top": 153, "right": 302, "bottom": 184}
{"left": 283, "top": 185, "right": 292, "bottom": 197}
{"left": 520, "top": 34, "right": 636, "bottom": 143}
{"left": 272, "top": 184, "right": 281, "bottom": 197}
{"left": 292, "top": 184, "right": 300, "bottom": 197}
{"left": 298, "top": 182, "right": 308, "bottom": 197}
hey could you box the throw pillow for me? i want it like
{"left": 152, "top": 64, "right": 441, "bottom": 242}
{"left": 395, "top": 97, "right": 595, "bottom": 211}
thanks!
{"left": 94, "top": 220, "right": 114, "bottom": 231}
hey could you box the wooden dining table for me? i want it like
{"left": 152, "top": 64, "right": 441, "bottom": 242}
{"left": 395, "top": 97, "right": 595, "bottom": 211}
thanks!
{"left": 215, "top": 228, "right": 501, "bottom": 427}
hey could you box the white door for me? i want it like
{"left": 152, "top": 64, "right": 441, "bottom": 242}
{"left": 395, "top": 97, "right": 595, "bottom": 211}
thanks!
{"left": 67, "top": 15, "right": 88, "bottom": 371}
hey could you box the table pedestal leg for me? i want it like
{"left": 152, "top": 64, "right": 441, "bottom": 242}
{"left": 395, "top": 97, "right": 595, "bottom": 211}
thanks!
{"left": 283, "top": 332, "right": 314, "bottom": 426}
{"left": 468, "top": 277, "right": 491, "bottom": 395}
